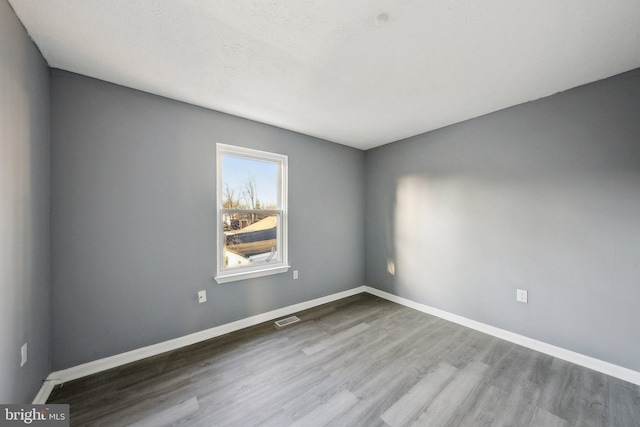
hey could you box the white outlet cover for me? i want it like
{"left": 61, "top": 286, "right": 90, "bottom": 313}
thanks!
{"left": 21, "top": 343, "right": 27, "bottom": 367}
{"left": 516, "top": 289, "right": 528, "bottom": 303}
{"left": 198, "top": 290, "right": 207, "bottom": 303}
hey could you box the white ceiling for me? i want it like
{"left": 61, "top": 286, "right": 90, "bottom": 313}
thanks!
{"left": 8, "top": 1, "right": 640, "bottom": 150}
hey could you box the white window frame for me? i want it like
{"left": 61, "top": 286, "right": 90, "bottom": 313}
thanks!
{"left": 215, "top": 143, "right": 289, "bottom": 284}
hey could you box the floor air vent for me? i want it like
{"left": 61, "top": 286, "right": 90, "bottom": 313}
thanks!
{"left": 275, "top": 316, "right": 300, "bottom": 328}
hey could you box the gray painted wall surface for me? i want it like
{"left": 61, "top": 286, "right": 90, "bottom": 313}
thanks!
{"left": 0, "top": 0, "right": 51, "bottom": 403}
{"left": 50, "top": 70, "right": 365, "bottom": 370}
{"left": 365, "top": 69, "right": 640, "bottom": 372}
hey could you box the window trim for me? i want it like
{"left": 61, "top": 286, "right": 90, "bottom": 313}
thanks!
{"left": 215, "top": 143, "right": 289, "bottom": 283}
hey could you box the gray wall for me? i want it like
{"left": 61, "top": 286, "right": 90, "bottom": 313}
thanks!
{"left": 0, "top": 0, "right": 51, "bottom": 403}
{"left": 50, "top": 70, "right": 365, "bottom": 370}
{"left": 365, "top": 69, "right": 640, "bottom": 372}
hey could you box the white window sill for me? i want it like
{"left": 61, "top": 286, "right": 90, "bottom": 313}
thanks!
{"left": 215, "top": 265, "right": 291, "bottom": 284}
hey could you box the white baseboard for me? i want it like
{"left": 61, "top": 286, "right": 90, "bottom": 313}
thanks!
{"left": 32, "top": 380, "right": 56, "bottom": 405}
{"left": 34, "top": 283, "right": 640, "bottom": 403}
{"left": 364, "top": 286, "right": 640, "bottom": 386}
{"left": 33, "top": 286, "right": 366, "bottom": 403}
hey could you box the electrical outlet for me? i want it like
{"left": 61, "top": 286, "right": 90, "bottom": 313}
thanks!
{"left": 293, "top": 270, "right": 299, "bottom": 280}
{"left": 516, "top": 289, "right": 528, "bottom": 303}
{"left": 21, "top": 343, "right": 27, "bottom": 367}
{"left": 198, "top": 290, "right": 207, "bottom": 303}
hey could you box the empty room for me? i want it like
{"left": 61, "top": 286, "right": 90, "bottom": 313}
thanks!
{"left": 2, "top": 1, "right": 640, "bottom": 426}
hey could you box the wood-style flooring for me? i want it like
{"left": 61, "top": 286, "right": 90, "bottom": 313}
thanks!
{"left": 47, "top": 293, "right": 640, "bottom": 426}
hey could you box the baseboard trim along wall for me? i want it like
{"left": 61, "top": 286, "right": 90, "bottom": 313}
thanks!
{"left": 33, "top": 286, "right": 366, "bottom": 403}
{"left": 364, "top": 286, "right": 640, "bottom": 387}
{"left": 34, "top": 284, "right": 640, "bottom": 403}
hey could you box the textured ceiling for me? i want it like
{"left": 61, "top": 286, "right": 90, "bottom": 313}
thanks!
{"left": 8, "top": 0, "right": 640, "bottom": 150}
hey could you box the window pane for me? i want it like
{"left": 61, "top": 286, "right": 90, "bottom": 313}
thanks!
{"left": 222, "top": 155, "right": 278, "bottom": 209}
{"left": 223, "top": 213, "right": 279, "bottom": 269}
{"left": 216, "top": 143, "right": 288, "bottom": 283}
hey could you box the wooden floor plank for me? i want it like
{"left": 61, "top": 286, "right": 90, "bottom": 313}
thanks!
{"left": 46, "top": 293, "right": 640, "bottom": 426}
{"left": 411, "top": 361, "right": 489, "bottom": 426}
{"left": 456, "top": 384, "right": 507, "bottom": 427}
{"left": 537, "top": 358, "right": 611, "bottom": 426}
{"left": 289, "top": 389, "right": 359, "bottom": 427}
{"left": 608, "top": 376, "right": 640, "bottom": 427}
{"left": 302, "top": 322, "right": 370, "bottom": 356}
{"left": 127, "top": 396, "right": 199, "bottom": 427}
{"left": 529, "top": 407, "right": 569, "bottom": 427}
{"left": 380, "top": 362, "right": 457, "bottom": 427}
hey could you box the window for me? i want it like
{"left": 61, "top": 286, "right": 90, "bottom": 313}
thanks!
{"left": 215, "top": 143, "right": 289, "bottom": 283}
